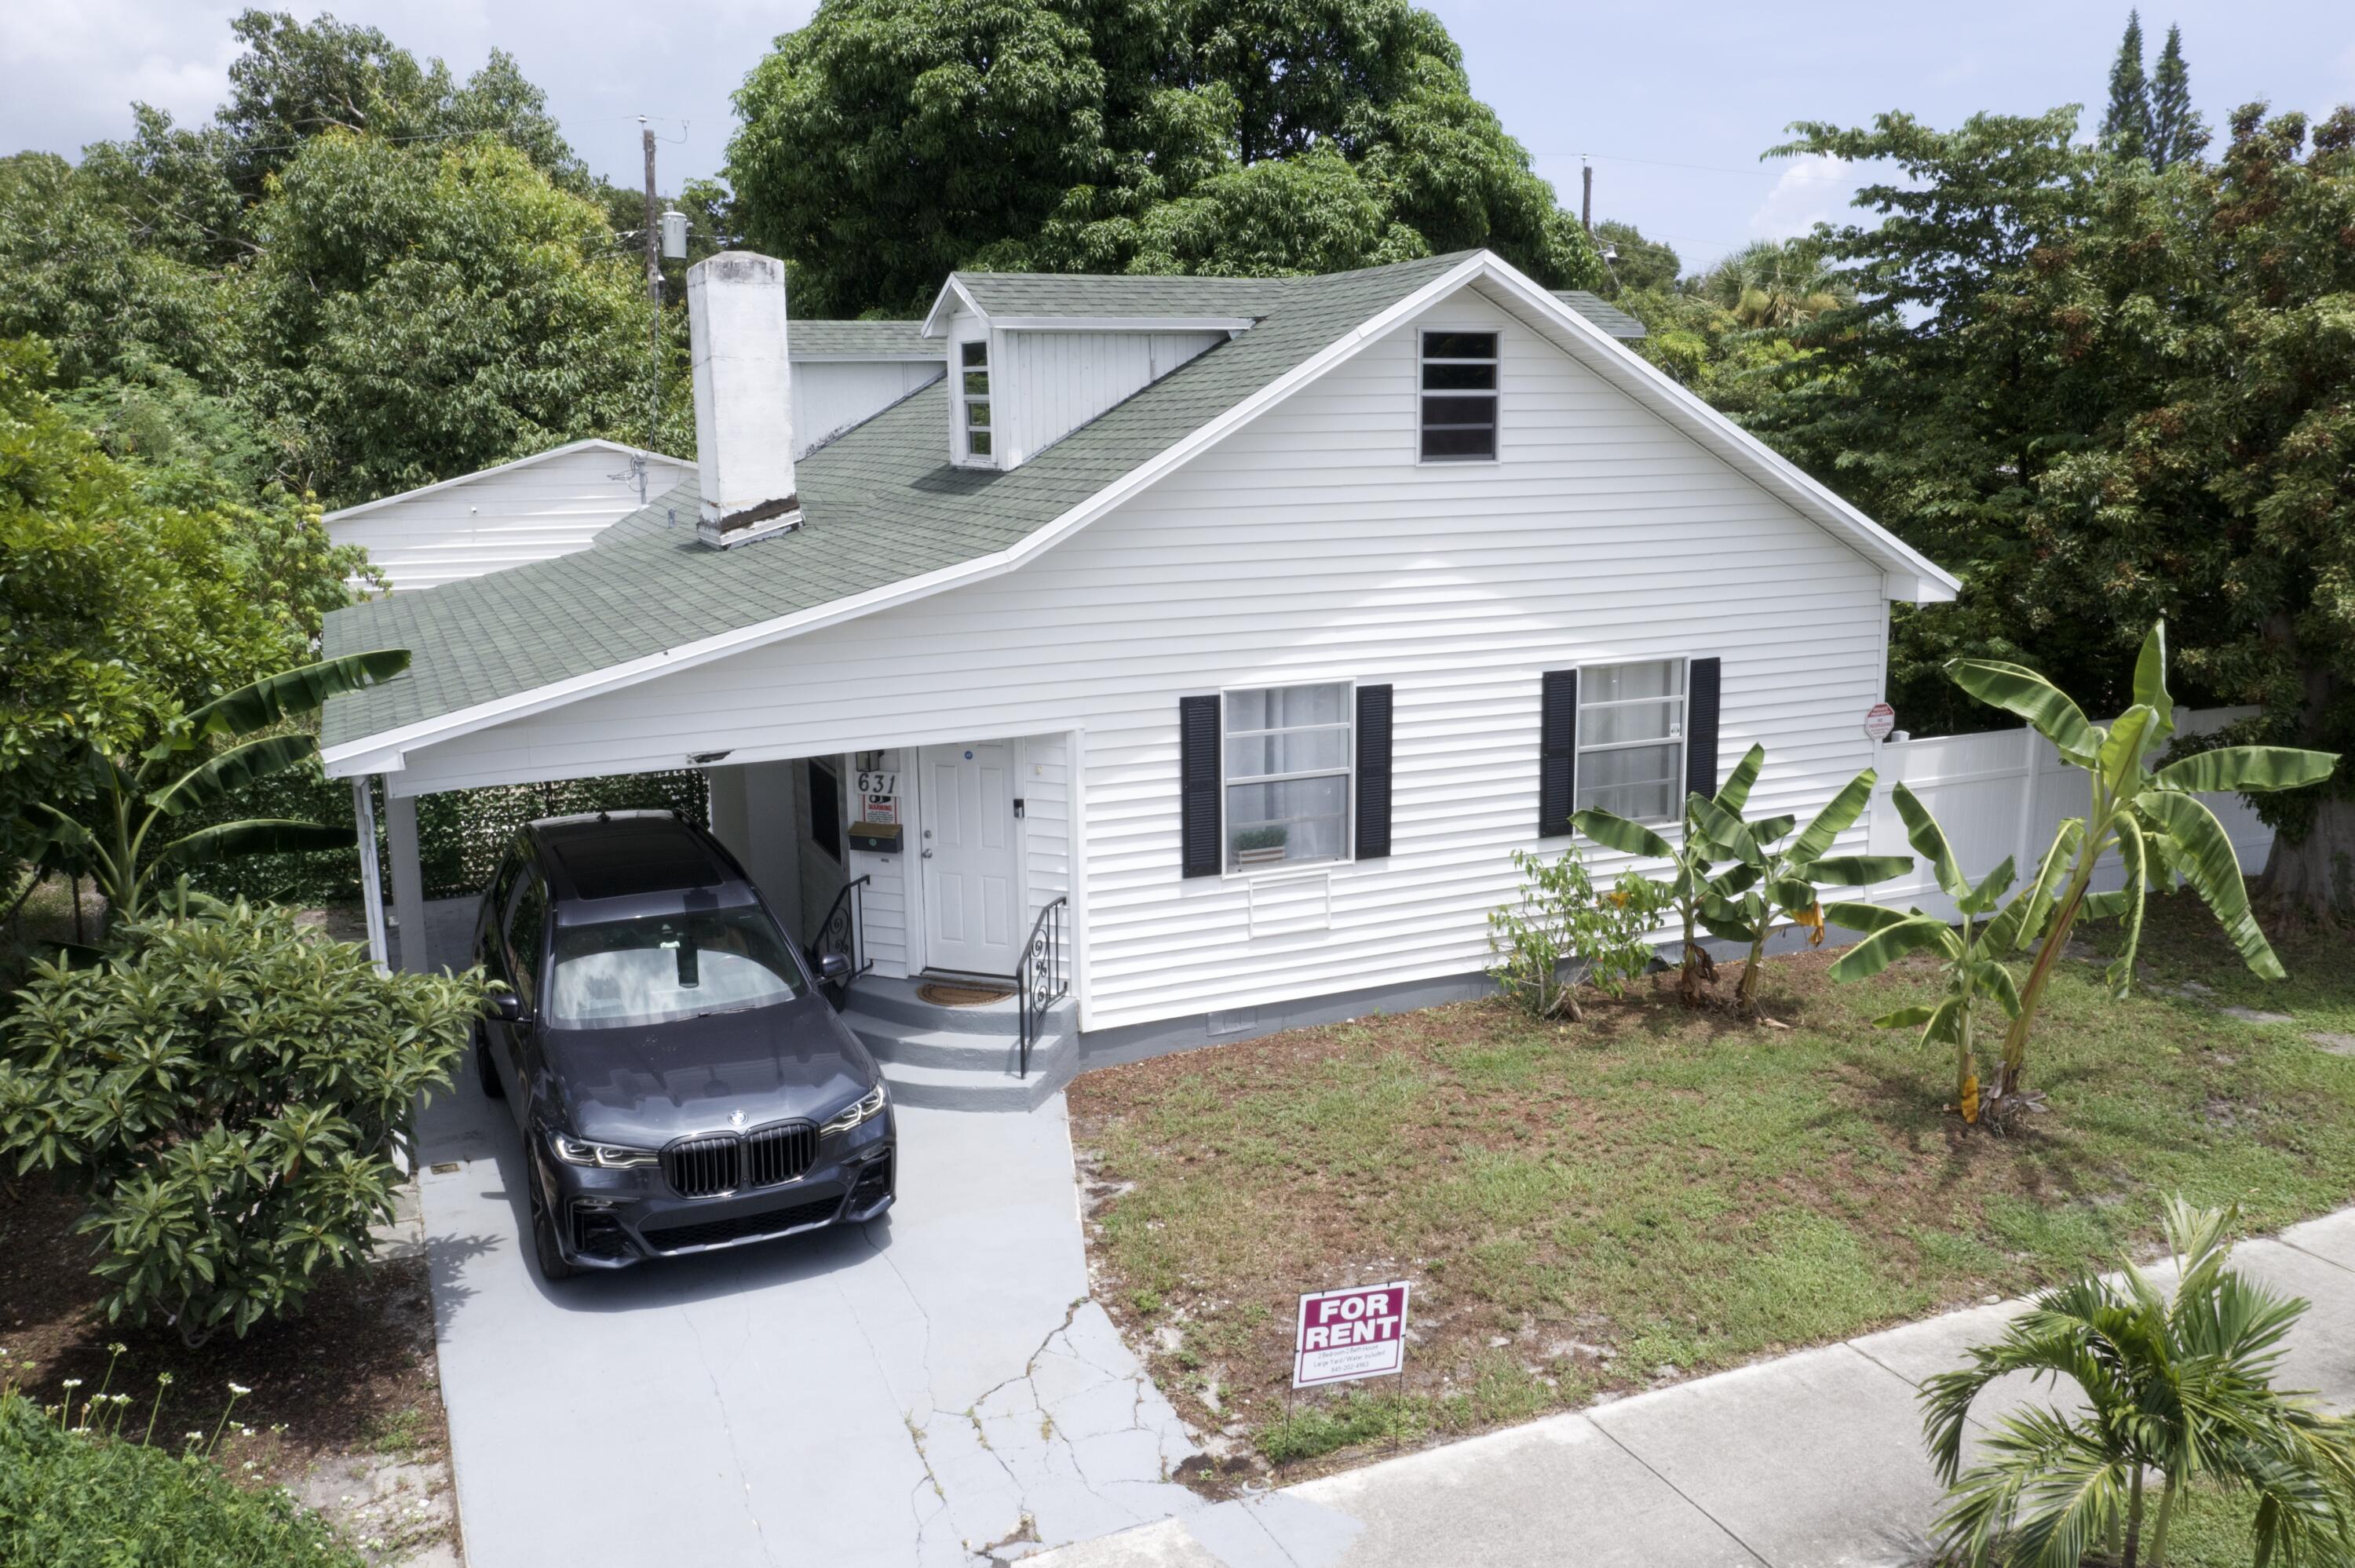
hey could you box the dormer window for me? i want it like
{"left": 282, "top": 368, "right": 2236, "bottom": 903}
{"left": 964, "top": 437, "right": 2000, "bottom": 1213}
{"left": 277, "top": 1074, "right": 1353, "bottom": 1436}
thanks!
{"left": 959, "top": 339, "right": 994, "bottom": 461}
{"left": 1420, "top": 330, "right": 1498, "bottom": 461}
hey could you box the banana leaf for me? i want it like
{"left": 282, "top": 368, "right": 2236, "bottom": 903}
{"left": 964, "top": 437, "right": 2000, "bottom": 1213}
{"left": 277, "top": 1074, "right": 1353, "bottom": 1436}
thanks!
{"left": 1713, "top": 745, "right": 1767, "bottom": 815}
{"left": 1829, "top": 913, "right": 1959, "bottom": 980}
{"left": 1985, "top": 820, "right": 2082, "bottom": 954}
{"left": 1871, "top": 1003, "right": 1940, "bottom": 1029}
{"left": 1893, "top": 782, "right": 1971, "bottom": 902}
{"left": 184, "top": 650, "right": 411, "bottom": 739}
{"left": 2137, "top": 790, "right": 2282, "bottom": 979}
{"left": 1971, "top": 960, "right": 2024, "bottom": 1019}
{"left": 1959, "top": 855, "right": 2017, "bottom": 918}
{"left": 152, "top": 819, "right": 356, "bottom": 872}
{"left": 1824, "top": 900, "right": 1919, "bottom": 935}
{"left": 146, "top": 734, "right": 319, "bottom": 819}
{"left": 1812, "top": 854, "right": 1915, "bottom": 890}
{"left": 1944, "top": 658, "right": 2101, "bottom": 765}
{"left": 2149, "top": 746, "right": 2339, "bottom": 797}
{"left": 1749, "top": 814, "right": 1796, "bottom": 848}
{"left": 1686, "top": 795, "right": 1753, "bottom": 861}
{"left": 2096, "top": 705, "right": 2159, "bottom": 796}
{"left": 2130, "top": 621, "right": 2174, "bottom": 739}
{"left": 2106, "top": 816, "right": 2149, "bottom": 998}
{"left": 1572, "top": 808, "right": 1673, "bottom": 861}
{"left": 1790, "top": 769, "right": 1877, "bottom": 862}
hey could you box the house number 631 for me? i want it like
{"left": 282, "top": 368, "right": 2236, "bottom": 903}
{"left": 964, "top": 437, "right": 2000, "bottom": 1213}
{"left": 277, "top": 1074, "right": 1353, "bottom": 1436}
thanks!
{"left": 857, "top": 771, "right": 898, "bottom": 795}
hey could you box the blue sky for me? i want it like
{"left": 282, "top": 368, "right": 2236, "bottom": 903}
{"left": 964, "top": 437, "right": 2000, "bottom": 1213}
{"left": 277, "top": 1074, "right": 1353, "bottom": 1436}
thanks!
{"left": 5, "top": 1, "right": 2350, "bottom": 272}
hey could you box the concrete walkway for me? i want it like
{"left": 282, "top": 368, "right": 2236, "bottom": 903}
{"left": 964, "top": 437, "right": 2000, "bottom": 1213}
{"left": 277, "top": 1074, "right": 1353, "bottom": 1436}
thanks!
{"left": 400, "top": 899, "right": 1201, "bottom": 1567}
{"left": 1030, "top": 1207, "right": 2355, "bottom": 1568}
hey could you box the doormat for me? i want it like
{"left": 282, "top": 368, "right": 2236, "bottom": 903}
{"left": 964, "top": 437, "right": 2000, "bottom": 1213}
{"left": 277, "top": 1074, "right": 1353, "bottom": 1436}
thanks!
{"left": 918, "top": 980, "right": 1014, "bottom": 1007}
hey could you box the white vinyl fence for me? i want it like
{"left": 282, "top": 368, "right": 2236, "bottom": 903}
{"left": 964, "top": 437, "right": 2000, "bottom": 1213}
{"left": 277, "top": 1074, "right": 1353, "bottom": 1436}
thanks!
{"left": 1851, "top": 706, "right": 2274, "bottom": 926}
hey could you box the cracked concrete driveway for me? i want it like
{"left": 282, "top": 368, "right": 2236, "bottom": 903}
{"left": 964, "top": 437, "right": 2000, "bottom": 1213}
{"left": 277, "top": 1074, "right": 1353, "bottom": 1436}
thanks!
{"left": 416, "top": 1023, "right": 1203, "bottom": 1566}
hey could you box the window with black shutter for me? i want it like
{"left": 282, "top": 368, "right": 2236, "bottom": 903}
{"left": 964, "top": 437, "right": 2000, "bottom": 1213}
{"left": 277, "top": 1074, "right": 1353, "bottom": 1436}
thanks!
{"left": 1354, "top": 685, "right": 1393, "bottom": 860}
{"left": 1539, "top": 669, "right": 1578, "bottom": 837}
{"left": 1685, "top": 658, "right": 1722, "bottom": 802}
{"left": 1180, "top": 695, "right": 1221, "bottom": 878}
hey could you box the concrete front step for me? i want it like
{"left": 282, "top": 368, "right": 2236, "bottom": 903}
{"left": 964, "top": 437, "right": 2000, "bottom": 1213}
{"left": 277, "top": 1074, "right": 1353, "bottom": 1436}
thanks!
{"left": 849, "top": 973, "right": 1038, "bottom": 1034}
{"left": 842, "top": 985, "right": 1079, "bottom": 1112}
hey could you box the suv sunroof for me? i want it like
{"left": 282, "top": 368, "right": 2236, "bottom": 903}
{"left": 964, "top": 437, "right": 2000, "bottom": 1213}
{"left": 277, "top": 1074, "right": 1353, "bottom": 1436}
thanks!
{"left": 550, "top": 828, "right": 723, "bottom": 901}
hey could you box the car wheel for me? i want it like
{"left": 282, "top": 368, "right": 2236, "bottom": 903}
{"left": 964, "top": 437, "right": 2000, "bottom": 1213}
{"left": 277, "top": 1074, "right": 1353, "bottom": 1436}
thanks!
{"left": 526, "top": 1158, "right": 579, "bottom": 1282}
{"left": 475, "top": 1023, "right": 505, "bottom": 1099}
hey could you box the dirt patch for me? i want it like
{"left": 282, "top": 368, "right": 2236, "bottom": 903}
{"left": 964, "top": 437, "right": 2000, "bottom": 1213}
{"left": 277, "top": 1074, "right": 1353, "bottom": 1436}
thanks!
{"left": 1, "top": 1178, "right": 458, "bottom": 1563}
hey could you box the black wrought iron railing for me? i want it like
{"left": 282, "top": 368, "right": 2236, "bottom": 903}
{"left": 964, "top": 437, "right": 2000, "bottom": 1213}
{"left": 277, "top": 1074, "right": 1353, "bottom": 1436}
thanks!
{"left": 811, "top": 875, "right": 873, "bottom": 989}
{"left": 1017, "top": 896, "right": 1069, "bottom": 1079}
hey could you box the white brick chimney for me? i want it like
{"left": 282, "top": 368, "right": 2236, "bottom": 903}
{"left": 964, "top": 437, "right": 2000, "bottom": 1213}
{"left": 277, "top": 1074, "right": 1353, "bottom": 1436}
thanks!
{"left": 688, "top": 251, "right": 801, "bottom": 549}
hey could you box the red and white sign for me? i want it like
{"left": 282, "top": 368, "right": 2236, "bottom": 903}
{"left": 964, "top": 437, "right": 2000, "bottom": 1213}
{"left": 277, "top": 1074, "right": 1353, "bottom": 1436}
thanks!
{"left": 1863, "top": 702, "right": 1897, "bottom": 742}
{"left": 1293, "top": 1282, "right": 1411, "bottom": 1388}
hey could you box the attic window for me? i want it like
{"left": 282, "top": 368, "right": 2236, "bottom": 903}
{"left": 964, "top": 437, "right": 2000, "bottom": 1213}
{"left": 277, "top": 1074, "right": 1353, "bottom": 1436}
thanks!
{"left": 959, "top": 340, "right": 993, "bottom": 461}
{"left": 1420, "top": 330, "right": 1498, "bottom": 461}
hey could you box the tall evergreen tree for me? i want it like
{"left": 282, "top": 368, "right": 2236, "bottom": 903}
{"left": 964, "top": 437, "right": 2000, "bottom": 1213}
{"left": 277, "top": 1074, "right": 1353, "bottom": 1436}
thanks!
{"left": 2101, "top": 11, "right": 2152, "bottom": 162}
{"left": 2148, "top": 24, "right": 2207, "bottom": 167}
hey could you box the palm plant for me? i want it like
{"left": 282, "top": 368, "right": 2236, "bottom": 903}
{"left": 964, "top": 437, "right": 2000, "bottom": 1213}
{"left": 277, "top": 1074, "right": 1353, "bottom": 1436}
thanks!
{"left": 31, "top": 651, "right": 410, "bottom": 927}
{"left": 1922, "top": 1198, "right": 2355, "bottom": 1567}
{"left": 1946, "top": 622, "right": 2337, "bottom": 1107}
{"left": 1693, "top": 766, "right": 1913, "bottom": 1020}
{"left": 1825, "top": 784, "right": 2079, "bottom": 1123}
{"left": 1574, "top": 744, "right": 1765, "bottom": 1005}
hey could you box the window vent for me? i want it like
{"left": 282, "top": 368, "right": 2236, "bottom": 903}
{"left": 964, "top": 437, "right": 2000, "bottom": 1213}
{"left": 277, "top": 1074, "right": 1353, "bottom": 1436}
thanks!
{"left": 1420, "top": 330, "right": 1498, "bottom": 461}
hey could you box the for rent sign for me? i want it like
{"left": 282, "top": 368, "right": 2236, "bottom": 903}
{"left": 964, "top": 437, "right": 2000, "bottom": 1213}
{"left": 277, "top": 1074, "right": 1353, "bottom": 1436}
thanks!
{"left": 1292, "top": 1282, "right": 1411, "bottom": 1389}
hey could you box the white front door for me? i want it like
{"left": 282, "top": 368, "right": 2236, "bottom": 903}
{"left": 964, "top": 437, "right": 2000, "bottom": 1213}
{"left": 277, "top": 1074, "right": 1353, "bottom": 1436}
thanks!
{"left": 920, "top": 742, "right": 1023, "bottom": 975}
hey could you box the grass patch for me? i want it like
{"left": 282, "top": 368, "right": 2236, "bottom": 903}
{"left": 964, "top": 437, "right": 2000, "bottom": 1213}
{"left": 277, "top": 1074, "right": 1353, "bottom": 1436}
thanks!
{"left": 1071, "top": 893, "right": 2355, "bottom": 1483}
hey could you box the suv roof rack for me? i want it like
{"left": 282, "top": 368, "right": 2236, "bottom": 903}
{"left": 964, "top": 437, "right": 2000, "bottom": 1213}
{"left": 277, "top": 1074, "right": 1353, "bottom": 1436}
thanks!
{"left": 530, "top": 808, "right": 681, "bottom": 829}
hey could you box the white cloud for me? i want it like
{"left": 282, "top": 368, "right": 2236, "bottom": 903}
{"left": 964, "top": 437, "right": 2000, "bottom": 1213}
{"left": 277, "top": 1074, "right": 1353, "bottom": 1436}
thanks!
{"left": 1748, "top": 154, "right": 1854, "bottom": 240}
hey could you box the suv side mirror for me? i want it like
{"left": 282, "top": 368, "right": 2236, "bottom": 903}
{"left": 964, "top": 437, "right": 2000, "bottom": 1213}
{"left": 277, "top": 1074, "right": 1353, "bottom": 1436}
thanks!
{"left": 488, "top": 991, "right": 527, "bottom": 1025}
{"left": 818, "top": 952, "right": 853, "bottom": 986}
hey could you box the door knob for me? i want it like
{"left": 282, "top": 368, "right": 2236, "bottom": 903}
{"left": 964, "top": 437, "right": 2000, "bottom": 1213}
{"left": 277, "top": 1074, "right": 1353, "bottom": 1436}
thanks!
{"left": 922, "top": 848, "right": 934, "bottom": 858}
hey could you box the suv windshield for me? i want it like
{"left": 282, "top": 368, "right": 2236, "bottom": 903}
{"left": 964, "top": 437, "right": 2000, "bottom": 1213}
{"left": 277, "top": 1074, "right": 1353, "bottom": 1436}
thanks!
{"left": 549, "top": 906, "right": 801, "bottom": 1029}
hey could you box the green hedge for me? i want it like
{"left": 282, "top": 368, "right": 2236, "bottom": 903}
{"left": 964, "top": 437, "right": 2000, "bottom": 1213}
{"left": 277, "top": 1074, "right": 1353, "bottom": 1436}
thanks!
{"left": 0, "top": 1388, "right": 360, "bottom": 1568}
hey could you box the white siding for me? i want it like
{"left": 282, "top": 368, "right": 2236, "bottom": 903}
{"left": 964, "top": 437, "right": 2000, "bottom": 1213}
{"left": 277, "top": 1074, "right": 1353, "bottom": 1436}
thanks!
{"left": 792, "top": 359, "right": 942, "bottom": 458}
{"left": 1021, "top": 733, "right": 1072, "bottom": 925}
{"left": 328, "top": 445, "right": 691, "bottom": 593}
{"left": 995, "top": 329, "right": 1226, "bottom": 468}
{"left": 392, "top": 287, "right": 1900, "bottom": 1031}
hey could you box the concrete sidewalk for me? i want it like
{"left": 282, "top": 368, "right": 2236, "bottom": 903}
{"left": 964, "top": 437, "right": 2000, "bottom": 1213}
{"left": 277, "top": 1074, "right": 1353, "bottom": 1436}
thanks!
{"left": 1031, "top": 1208, "right": 2355, "bottom": 1568}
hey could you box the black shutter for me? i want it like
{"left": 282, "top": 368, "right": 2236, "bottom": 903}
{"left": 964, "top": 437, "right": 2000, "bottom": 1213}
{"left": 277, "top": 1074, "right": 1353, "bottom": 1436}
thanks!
{"left": 1685, "top": 657, "right": 1722, "bottom": 803}
{"left": 1354, "top": 684, "right": 1393, "bottom": 861}
{"left": 1539, "top": 669, "right": 1578, "bottom": 837}
{"left": 1180, "top": 695, "right": 1221, "bottom": 878}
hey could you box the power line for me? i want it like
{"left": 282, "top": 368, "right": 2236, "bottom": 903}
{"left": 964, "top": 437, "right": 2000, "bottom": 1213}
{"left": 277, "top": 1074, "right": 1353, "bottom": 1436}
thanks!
{"left": 1529, "top": 150, "right": 1809, "bottom": 177}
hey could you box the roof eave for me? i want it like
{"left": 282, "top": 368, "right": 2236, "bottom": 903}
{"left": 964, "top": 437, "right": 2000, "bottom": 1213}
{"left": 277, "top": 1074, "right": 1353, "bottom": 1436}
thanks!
{"left": 323, "top": 439, "right": 688, "bottom": 523}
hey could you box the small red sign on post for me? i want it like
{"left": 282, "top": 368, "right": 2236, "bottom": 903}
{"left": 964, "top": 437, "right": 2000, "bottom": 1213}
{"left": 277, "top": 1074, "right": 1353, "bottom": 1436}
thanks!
{"left": 1293, "top": 1282, "right": 1411, "bottom": 1389}
{"left": 1863, "top": 702, "right": 1897, "bottom": 743}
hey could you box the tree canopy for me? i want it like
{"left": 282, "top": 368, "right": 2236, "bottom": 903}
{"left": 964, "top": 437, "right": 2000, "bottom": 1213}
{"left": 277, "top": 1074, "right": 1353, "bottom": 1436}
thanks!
{"left": 727, "top": 0, "right": 1601, "bottom": 317}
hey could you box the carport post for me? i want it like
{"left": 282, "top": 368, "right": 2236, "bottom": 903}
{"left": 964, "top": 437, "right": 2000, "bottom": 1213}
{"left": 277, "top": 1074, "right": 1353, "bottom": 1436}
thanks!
{"left": 352, "top": 776, "right": 389, "bottom": 975}
{"left": 385, "top": 791, "right": 429, "bottom": 974}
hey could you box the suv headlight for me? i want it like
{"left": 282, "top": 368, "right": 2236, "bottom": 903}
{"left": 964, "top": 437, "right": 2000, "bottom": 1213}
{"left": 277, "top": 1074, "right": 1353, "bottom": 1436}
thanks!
{"left": 820, "top": 1085, "right": 888, "bottom": 1138}
{"left": 550, "top": 1131, "right": 660, "bottom": 1169}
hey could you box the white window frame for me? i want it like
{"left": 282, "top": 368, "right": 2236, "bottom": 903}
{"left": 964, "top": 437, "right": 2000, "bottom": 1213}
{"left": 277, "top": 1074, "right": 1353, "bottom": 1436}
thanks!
{"left": 1219, "top": 680, "right": 1356, "bottom": 878}
{"left": 1415, "top": 327, "right": 1499, "bottom": 465}
{"left": 1574, "top": 658, "right": 1689, "bottom": 826}
{"left": 955, "top": 335, "right": 997, "bottom": 468}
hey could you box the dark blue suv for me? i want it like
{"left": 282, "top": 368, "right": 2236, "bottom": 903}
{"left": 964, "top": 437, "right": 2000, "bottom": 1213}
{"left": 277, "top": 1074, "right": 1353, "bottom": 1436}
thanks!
{"left": 472, "top": 811, "right": 895, "bottom": 1279}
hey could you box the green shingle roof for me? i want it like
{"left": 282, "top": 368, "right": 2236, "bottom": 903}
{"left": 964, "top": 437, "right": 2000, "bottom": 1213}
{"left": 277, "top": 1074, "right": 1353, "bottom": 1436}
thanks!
{"left": 322, "top": 251, "right": 1476, "bottom": 752}
{"left": 945, "top": 272, "right": 1294, "bottom": 319}
{"left": 1553, "top": 290, "right": 1647, "bottom": 340}
{"left": 789, "top": 319, "right": 933, "bottom": 356}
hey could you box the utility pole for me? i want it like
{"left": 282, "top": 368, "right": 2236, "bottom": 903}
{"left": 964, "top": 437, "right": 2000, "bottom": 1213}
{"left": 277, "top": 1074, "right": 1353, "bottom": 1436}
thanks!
{"left": 1581, "top": 156, "right": 1593, "bottom": 234}
{"left": 638, "top": 118, "right": 662, "bottom": 491}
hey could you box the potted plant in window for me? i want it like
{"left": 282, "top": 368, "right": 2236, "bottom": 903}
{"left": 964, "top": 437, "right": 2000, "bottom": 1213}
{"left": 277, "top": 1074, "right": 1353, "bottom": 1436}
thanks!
{"left": 1234, "top": 825, "right": 1289, "bottom": 866}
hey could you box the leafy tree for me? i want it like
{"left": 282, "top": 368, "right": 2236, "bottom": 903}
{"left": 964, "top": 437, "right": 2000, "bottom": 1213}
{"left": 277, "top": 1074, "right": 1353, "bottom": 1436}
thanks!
{"left": 1922, "top": 1198, "right": 2355, "bottom": 1567}
{"left": 0, "top": 341, "right": 332, "bottom": 889}
{"left": 1486, "top": 842, "right": 1670, "bottom": 1022}
{"left": 1591, "top": 219, "right": 1680, "bottom": 297}
{"left": 239, "top": 131, "right": 655, "bottom": 503}
{"left": 32, "top": 652, "right": 410, "bottom": 928}
{"left": 728, "top": 0, "right": 1600, "bottom": 317}
{"left": 1693, "top": 236, "right": 1851, "bottom": 332}
{"left": 1757, "top": 104, "right": 2355, "bottom": 913}
{"left": 2101, "top": 10, "right": 2152, "bottom": 162}
{"left": 2148, "top": 24, "right": 2207, "bottom": 169}
{"left": 0, "top": 899, "right": 484, "bottom": 1343}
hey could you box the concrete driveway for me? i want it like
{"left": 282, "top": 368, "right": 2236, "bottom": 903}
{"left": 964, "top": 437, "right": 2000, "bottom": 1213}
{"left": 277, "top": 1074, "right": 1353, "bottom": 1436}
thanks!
{"left": 403, "top": 903, "right": 1199, "bottom": 1567}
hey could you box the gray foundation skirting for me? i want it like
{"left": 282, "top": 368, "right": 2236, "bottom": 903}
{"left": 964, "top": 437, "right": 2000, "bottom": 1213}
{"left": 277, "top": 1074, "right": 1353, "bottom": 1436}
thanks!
{"left": 1075, "top": 921, "right": 1871, "bottom": 1071}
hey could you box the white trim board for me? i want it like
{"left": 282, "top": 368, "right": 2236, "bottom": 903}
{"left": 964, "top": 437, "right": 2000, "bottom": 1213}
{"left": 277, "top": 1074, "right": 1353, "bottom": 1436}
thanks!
{"left": 323, "top": 251, "right": 1959, "bottom": 779}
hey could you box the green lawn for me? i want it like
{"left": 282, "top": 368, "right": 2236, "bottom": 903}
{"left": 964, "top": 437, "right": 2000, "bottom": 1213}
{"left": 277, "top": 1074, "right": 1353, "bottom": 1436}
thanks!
{"left": 1068, "top": 892, "right": 2355, "bottom": 1486}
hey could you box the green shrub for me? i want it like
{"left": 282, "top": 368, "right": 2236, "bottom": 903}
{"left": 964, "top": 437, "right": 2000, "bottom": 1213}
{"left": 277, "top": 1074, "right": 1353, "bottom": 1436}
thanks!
{"left": 0, "top": 900, "right": 485, "bottom": 1343}
{"left": 0, "top": 1380, "right": 360, "bottom": 1568}
{"left": 1487, "top": 845, "right": 1672, "bottom": 1021}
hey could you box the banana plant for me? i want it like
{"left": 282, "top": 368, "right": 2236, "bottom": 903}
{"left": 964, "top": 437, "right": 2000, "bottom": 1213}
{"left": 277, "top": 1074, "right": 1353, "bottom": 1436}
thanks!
{"left": 1574, "top": 744, "right": 1767, "bottom": 1005}
{"left": 1825, "top": 784, "right": 2082, "bottom": 1123}
{"left": 1694, "top": 767, "right": 1915, "bottom": 1020}
{"left": 1945, "top": 622, "right": 2337, "bottom": 1105}
{"left": 31, "top": 650, "right": 411, "bottom": 927}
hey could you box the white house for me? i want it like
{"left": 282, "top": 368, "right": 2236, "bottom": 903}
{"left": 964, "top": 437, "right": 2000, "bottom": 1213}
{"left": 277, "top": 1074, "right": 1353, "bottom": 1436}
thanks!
{"left": 318, "top": 249, "right": 1957, "bottom": 1107}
